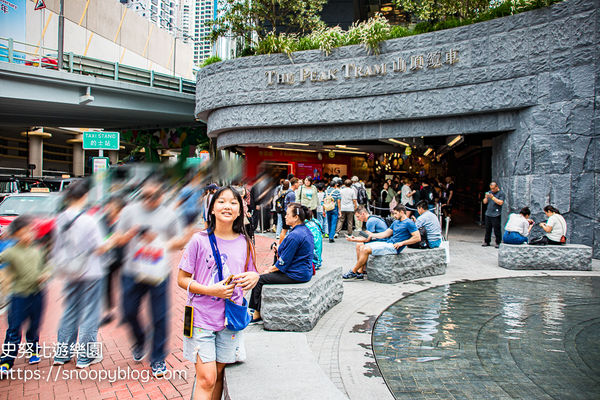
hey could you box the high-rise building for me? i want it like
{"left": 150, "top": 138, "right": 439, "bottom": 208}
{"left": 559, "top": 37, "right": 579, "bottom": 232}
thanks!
{"left": 179, "top": 0, "right": 216, "bottom": 64}
{"left": 124, "top": 0, "right": 179, "bottom": 35}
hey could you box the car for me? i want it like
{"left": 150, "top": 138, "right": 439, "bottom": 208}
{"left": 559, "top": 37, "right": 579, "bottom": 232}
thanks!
{"left": 42, "top": 177, "right": 81, "bottom": 192}
{"left": 0, "top": 193, "right": 62, "bottom": 240}
{"left": 0, "top": 176, "right": 50, "bottom": 203}
{"left": 24, "top": 54, "right": 58, "bottom": 69}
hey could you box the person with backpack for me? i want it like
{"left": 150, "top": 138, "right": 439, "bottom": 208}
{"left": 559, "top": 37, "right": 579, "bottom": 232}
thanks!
{"left": 342, "top": 204, "right": 420, "bottom": 280}
{"left": 316, "top": 183, "right": 328, "bottom": 236}
{"left": 342, "top": 206, "right": 388, "bottom": 279}
{"left": 50, "top": 179, "right": 110, "bottom": 369}
{"left": 114, "top": 177, "right": 194, "bottom": 377}
{"left": 0, "top": 215, "right": 51, "bottom": 377}
{"left": 177, "top": 186, "right": 259, "bottom": 400}
{"left": 323, "top": 179, "right": 342, "bottom": 243}
{"left": 419, "top": 180, "right": 436, "bottom": 212}
{"left": 351, "top": 176, "right": 368, "bottom": 230}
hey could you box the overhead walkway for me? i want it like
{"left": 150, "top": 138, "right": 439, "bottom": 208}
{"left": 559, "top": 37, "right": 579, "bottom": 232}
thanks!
{"left": 0, "top": 37, "right": 198, "bottom": 129}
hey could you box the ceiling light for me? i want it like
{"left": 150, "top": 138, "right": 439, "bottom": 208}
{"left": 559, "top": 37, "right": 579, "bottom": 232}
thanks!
{"left": 389, "top": 138, "right": 409, "bottom": 146}
{"left": 333, "top": 145, "right": 360, "bottom": 150}
{"left": 424, "top": 148, "right": 433, "bottom": 156}
{"left": 268, "top": 146, "right": 316, "bottom": 153}
{"left": 380, "top": 6, "right": 392, "bottom": 12}
{"left": 448, "top": 135, "right": 463, "bottom": 147}
{"left": 285, "top": 142, "right": 309, "bottom": 146}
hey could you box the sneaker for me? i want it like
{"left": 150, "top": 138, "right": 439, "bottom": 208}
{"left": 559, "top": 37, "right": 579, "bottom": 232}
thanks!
{"left": 329, "top": 239, "right": 335, "bottom": 243}
{"left": 53, "top": 358, "right": 70, "bottom": 366}
{"left": 76, "top": 356, "right": 103, "bottom": 369}
{"left": 323, "top": 233, "right": 329, "bottom": 238}
{"left": 481, "top": 243, "right": 491, "bottom": 247}
{"left": 151, "top": 361, "right": 167, "bottom": 378}
{"left": 28, "top": 354, "right": 41, "bottom": 365}
{"left": 334, "top": 233, "right": 339, "bottom": 238}
{"left": 0, "top": 363, "right": 10, "bottom": 379}
{"left": 132, "top": 345, "right": 145, "bottom": 362}
{"left": 275, "top": 236, "right": 280, "bottom": 240}
{"left": 494, "top": 244, "right": 500, "bottom": 248}
{"left": 355, "top": 273, "right": 365, "bottom": 280}
{"left": 342, "top": 270, "right": 358, "bottom": 279}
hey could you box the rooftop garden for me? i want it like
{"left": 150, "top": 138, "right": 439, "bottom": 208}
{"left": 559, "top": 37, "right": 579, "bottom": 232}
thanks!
{"left": 204, "top": 0, "right": 563, "bottom": 65}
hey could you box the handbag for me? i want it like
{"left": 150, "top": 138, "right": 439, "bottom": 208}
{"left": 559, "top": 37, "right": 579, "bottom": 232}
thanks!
{"left": 557, "top": 216, "right": 567, "bottom": 244}
{"left": 208, "top": 232, "right": 252, "bottom": 331}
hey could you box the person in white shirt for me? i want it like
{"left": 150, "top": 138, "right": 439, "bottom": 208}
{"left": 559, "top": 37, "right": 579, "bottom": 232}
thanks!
{"left": 336, "top": 179, "right": 358, "bottom": 236}
{"left": 400, "top": 178, "right": 416, "bottom": 217}
{"left": 502, "top": 207, "right": 533, "bottom": 244}
{"left": 534, "top": 205, "right": 567, "bottom": 245}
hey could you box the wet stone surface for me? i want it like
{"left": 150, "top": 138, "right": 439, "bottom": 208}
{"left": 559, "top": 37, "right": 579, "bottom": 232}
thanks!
{"left": 373, "top": 276, "right": 600, "bottom": 399}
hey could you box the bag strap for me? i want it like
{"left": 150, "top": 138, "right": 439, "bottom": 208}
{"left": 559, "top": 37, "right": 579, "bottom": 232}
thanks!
{"left": 208, "top": 232, "right": 224, "bottom": 282}
{"left": 62, "top": 208, "right": 87, "bottom": 233}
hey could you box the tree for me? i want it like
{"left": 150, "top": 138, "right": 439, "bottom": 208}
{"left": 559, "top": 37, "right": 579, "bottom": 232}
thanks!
{"left": 210, "top": 0, "right": 327, "bottom": 47}
{"left": 395, "top": 0, "right": 494, "bottom": 22}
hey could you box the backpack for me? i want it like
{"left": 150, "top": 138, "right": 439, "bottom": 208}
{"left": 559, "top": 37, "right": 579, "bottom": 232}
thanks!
{"left": 131, "top": 237, "right": 170, "bottom": 285}
{"left": 51, "top": 210, "right": 91, "bottom": 278}
{"left": 323, "top": 190, "right": 336, "bottom": 212}
{"left": 356, "top": 186, "right": 368, "bottom": 205}
{"left": 408, "top": 226, "right": 430, "bottom": 249}
{"left": 275, "top": 190, "right": 287, "bottom": 213}
{"left": 370, "top": 215, "right": 392, "bottom": 228}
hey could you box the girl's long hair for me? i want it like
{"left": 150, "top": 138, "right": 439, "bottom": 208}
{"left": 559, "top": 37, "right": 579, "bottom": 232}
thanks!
{"left": 206, "top": 186, "right": 255, "bottom": 270}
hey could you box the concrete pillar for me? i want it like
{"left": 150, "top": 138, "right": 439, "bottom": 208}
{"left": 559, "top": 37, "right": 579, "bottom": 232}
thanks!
{"left": 67, "top": 134, "right": 84, "bottom": 177}
{"left": 20, "top": 129, "right": 51, "bottom": 177}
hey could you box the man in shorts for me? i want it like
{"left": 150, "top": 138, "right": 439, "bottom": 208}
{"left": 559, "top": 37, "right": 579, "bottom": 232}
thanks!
{"left": 342, "top": 204, "right": 420, "bottom": 280}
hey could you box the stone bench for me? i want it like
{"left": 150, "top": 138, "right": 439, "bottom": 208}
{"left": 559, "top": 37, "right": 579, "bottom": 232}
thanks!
{"left": 366, "top": 247, "right": 447, "bottom": 284}
{"left": 261, "top": 266, "right": 343, "bottom": 331}
{"left": 498, "top": 243, "right": 592, "bottom": 270}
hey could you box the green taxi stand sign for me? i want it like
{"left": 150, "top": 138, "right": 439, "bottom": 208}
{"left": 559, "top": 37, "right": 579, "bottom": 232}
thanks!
{"left": 83, "top": 131, "right": 120, "bottom": 150}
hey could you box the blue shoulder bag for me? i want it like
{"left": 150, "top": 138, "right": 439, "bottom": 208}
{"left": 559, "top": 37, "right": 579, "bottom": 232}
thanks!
{"left": 208, "top": 232, "right": 252, "bottom": 331}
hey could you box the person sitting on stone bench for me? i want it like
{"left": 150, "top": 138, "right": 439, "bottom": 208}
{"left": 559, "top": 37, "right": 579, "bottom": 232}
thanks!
{"left": 529, "top": 205, "right": 567, "bottom": 245}
{"left": 342, "top": 206, "right": 389, "bottom": 279}
{"left": 249, "top": 203, "right": 314, "bottom": 323}
{"left": 412, "top": 201, "right": 443, "bottom": 249}
{"left": 502, "top": 207, "right": 534, "bottom": 245}
{"left": 342, "top": 204, "right": 420, "bottom": 280}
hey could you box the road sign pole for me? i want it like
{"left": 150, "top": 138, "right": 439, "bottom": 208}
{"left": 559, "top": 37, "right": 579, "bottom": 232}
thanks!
{"left": 58, "top": 0, "right": 64, "bottom": 70}
{"left": 99, "top": 149, "right": 104, "bottom": 157}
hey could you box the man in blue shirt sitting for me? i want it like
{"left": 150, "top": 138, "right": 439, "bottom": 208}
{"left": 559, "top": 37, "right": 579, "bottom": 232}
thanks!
{"left": 342, "top": 204, "right": 420, "bottom": 280}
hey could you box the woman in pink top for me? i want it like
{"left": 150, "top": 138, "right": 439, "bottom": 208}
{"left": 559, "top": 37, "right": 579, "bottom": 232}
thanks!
{"left": 178, "top": 186, "right": 259, "bottom": 400}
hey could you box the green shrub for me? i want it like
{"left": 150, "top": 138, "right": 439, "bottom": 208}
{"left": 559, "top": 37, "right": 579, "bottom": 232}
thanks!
{"left": 201, "top": 55, "right": 222, "bottom": 67}
{"left": 250, "top": 1, "right": 564, "bottom": 58}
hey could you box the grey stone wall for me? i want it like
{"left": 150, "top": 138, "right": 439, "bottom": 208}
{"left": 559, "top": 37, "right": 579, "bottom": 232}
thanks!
{"left": 196, "top": 0, "right": 600, "bottom": 255}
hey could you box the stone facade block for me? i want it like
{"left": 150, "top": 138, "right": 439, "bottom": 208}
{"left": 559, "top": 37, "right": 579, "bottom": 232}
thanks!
{"left": 261, "top": 266, "right": 343, "bottom": 332}
{"left": 498, "top": 243, "right": 592, "bottom": 270}
{"left": 366, "top": 248, "right": 447, "bottom": 284}
{"left": 197, "top": 0, "right": 600, "bottom": 257}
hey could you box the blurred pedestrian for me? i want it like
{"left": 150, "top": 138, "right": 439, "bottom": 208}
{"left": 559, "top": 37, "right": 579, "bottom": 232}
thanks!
{"left": 115, "top": 177, "right": 194, "bottom": 377}
{"left": 51, "top": 179, "right": 109, "bottom": 369}
{"left": 0, "top": 215, "right": 50, "bottom": 375}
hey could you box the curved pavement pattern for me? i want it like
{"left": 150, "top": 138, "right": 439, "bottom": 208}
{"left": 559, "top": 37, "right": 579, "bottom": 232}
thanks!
{"left": 373, "top": 276, "right": 600, "bottom": 400}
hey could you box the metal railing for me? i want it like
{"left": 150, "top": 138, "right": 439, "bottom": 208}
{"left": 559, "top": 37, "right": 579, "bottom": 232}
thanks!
{"left": 0, "top": 37, "right": 195, "bottom": 94}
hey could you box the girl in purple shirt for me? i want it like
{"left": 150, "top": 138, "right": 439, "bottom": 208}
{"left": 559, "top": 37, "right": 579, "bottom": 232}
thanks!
{"left": 178, "top": 186, "right": 259, "bottom": 400}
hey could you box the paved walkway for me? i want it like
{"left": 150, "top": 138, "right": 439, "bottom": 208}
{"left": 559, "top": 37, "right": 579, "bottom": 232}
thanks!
{"left": 0, "top": 225, "right": 598, "bottom": 399}
{"left": 0, "top": 234, "right": 275, "bottom": 400}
